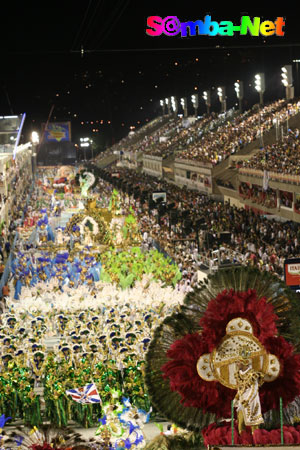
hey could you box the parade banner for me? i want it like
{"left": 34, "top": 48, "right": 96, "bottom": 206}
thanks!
{"left": 43, "top": 121, "right": 71, "bottom": 142}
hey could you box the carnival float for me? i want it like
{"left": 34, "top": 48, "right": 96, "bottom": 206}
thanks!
{"left": 145, "top": 267, "right": 300, "bottom": 449}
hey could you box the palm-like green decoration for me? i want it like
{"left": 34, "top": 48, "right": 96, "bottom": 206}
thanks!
{"left": 119, "top": 273, "right": 135, "bottom": 290}
{"left": 145, "top": 267, "right": 299, "bottom": 431}
{"left": 100, "top": 269, "right": 112, "bottom": 283}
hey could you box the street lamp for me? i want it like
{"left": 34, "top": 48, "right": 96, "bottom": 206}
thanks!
{"left": 180, "top": 97, "right": 188, "bottom": 117}
{"left": 254, "top": 73, "right": 265, "bottom": 105}
{"left": 281, "top": 65, "right": 294, "bottom": 99}
{"left": 191, "top": 94, "right": 199, "bottom": 116}
{"left": 234, "top": 80, "right": 244, "bottom": 112}
{"left": 203, "top": 90, "right": 211, "bottom": 114}
{"left": 217, "top": 86, "right": 226, "bottom": 112}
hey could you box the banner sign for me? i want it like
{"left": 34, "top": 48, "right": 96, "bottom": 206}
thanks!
{"left": 44, "top": 122, "right": 71, "bottom": 142}
{"left": 284, "top": 258, "right": 300, "bottom": 292}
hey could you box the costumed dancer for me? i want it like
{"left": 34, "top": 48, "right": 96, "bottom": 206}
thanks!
{"left": 234, "top": 350, "right": 264, "bottom": 434}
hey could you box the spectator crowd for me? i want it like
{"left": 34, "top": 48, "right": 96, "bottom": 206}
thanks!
{"left": 98, "top": 166, "right": 300, "bottom": 288}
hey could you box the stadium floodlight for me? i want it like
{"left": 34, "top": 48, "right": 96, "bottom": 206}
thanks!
{"left": 254, "top": 73, "right": 265, "bottom": 92}
{"left": 159, "top": 99, "right": 166, "bottom": 115}
{"left": 234, "top": 81, "right": 244, "bottom": 99}
{"left": 31, "top": 131, "right": 39, "bottom": 144}
{"left": 217, "top": 86, "right": 226, "bottom": 112}
{"left": 165, "top": 97, "right": 171, "bottom": 114}
{"left": 281, "top": 65, "right": 294, "bottom": 99}
{"left": 180, "top": 97, "right": 188, "bottom": 117}
{"left": 191, "top": 94, "right": 199, "bottom": 116}
{"left": 281, "top": 66, "right": 293, "bottom": 87}
{"left": 191, "top": 94, "right": 198, "bottom": 107}
{"left": 234, "top": 80, "right": 244, "bottom": 112}
{"left": 170, "top": 96, "right": 178, "bottom": 114}
{"left": 254, "top": 73, "right": 265, "bottom": 105}
{"left": 203, "top": 90, "right": 211, "bottom": 114}
{"left": 80, "top": 137, "right": 91, "bottom": 147}
{"left": 254, "top": 75, "right": 261, "bottom": 91}
{"left": 281, "top": 67, "right": 288, "bottom": 87}
{"left": 160, "top": 99, "right": 166, "bottom": 115}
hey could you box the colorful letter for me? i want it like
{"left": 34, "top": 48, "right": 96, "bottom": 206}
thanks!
{"left": 146, "top": 16, "right": 164, "bottom": 36}
{"left": 218, "top": 21, "right": 234, "bottom": 36}
{"left": 180, "top": 20, "right": 205, "bottom": 37}
{"left": 260, "top": 21, "right": 275, "bottom": 36}
{"left": 204, "top": 15, "right": 219, "bottom": 36}
{"left": 240, "top": 16, "right": 260, "bottom": 36}
{"left": 274, "top": 17, "right": 285, "bottom": 36}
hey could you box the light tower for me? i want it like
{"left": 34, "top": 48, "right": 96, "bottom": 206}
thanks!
{"left": 281, "top": 65, "right": 294, "bottom": 100}
{"left": 254, "top": 73, "right": 265, "bottom": 106}
{"left": 160, "top": 99, "right": 166, "bottom": 115}
{"left": 203, "top": 90, "right": 211, "bottom": 115}
{"left": 171, "top": 96, "right": 178, "bottom": 114}
{"left": 191, "top": 94, "right": 199, "bottom": 116}
{"left": 165, "top": 98, "right": 171, "bottom": 115}
{"left": 234, "top": 80, "right": 244, "bottom": 112}
{"left": 217, "top": 86, "right": 226, "bottom": 113}
{"left": 180, "top": 97, "right": 188, "bottom": 117}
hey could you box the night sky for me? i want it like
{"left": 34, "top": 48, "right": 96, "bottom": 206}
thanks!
{"left": 1, "top": 3, "right": 299, "bottom": 150}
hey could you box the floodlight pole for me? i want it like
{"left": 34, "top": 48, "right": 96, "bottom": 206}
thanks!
{"left": 259, "top": 92, "right": 264, "bottom": 107}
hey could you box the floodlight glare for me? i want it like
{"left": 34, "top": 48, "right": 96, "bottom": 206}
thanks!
{"left": 281, "top": 65, "right": 293, "bottom": 89}
{"left": 31, "top": 131, "right": 39, "bottom": 144}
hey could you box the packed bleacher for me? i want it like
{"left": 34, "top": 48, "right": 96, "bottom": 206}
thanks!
{"left": 239, "top": 128, "right": 300, "bottom": 175}
{"left": 114, "top": 116, "right": 183, "bottom": 158}
{"left": 175, "top": 99, "right": 300, "bottom": 164}
{"left": 95, "top": 99, "right": 300, "bottom": 169}
{"left": 94, "top": 114, "right": 173, "bottom": 162}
